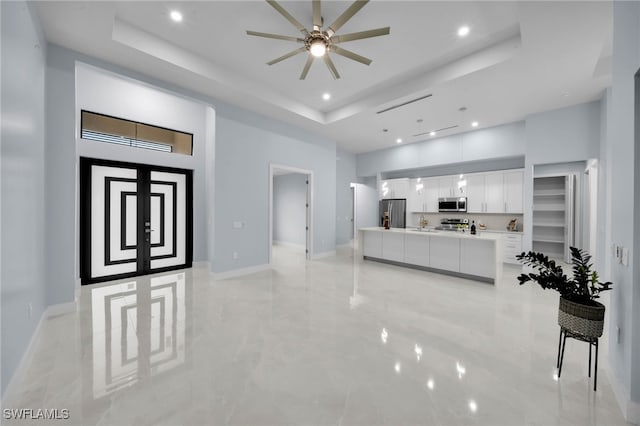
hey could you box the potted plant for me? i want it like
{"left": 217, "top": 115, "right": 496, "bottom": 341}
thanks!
{"left": 516, "top": 247, "right": 612, "bottom": 338}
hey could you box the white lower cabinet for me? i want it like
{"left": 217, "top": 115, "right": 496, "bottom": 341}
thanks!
{"left": 503, "top": 233, "right": 523, "bottom": 264}
{"left": 429, "top": 236, "right": 460, "bottom": 272}
{"left": 363, "top": 231, "right": 383, "bottom": 258}
{"left": 481, "top": 232, "right": 522, "bottom": 264}
{"left": 404, "top": 234, "right": 429, "bottom": 267}
{"left": 460, "top": 239, "right": 496, "bottom": 278}
{"left": 382, "top": 232, "right": 405, "bottom": 262}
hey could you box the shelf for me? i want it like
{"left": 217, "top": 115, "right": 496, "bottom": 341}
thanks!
{"left": 533, "top": 189, "right": 565, "bottom": 197}
{"left": 533, "top": 238, "right": 565, "bottom": 244}
{"left": 533, "top": 222, "right": 565, "bottom": 228}
{"left": 533, "top": 205, "right": 565, "bottom": 211}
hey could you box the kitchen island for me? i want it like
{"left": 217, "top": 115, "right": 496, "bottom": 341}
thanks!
{"left": 358, "top": 227, "right": 503, "bottom": 284}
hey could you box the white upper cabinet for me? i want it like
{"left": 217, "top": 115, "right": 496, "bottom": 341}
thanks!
{"left": 385, "top": 170, "right": 523, "bottom": 213}
{"left": 408, "top": 178, "right": 439, "bottom": 212}
{"left": 484, "top": 172, "right": 505, "bottom": 212}
{"left": 381, "top": 178, "right": 409, "bottom": 199}
{"left": 464, "top": 170, "right": 523, "bottom": 213}
{"left": 466, "top": 174, "right": 486, "bottom": 213}
{"left": 504, "top": 171, "right": 524, "bottom": 213}
{"left": 408, "top": 178, "right": 423, "bottom": 212}
{"left": 438, "top": 175, "right": 467, "bottom": 198}
{"left": 424, "top": 178, "right": 440, "bottom": 212}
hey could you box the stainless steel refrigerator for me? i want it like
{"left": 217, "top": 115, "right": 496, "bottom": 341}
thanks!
{"left": 379, "top": 199, "right": 407, "bottom": 228}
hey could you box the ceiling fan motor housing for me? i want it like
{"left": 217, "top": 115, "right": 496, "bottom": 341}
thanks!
{"left": 305, "top": 31, "right": 330, "bottom": 55}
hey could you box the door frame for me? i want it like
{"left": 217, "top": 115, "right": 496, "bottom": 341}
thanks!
{"left": 268, "top": 163, "right": 313, "bottom": 263}
{"left": 80, "top": 157, "right": 193, "bottom": 284}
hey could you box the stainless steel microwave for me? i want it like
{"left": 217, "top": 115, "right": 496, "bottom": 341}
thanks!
{"left": 438, "top": 197, "right": 467, "bottom": 212}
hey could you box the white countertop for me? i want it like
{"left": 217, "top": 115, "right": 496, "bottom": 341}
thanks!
{"left": 359, "top": 227, "right": 502, "bottom": 241}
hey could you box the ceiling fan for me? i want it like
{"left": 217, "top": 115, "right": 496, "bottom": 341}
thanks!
{"left": 247, "top": 0, "right": 390, "bottom": 80}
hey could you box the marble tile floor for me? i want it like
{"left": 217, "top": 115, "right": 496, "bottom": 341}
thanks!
{"left": 1, "top": 244, "right": 630, "bottom": 426}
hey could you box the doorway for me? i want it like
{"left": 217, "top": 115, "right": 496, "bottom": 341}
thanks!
{"left": 268, "top": 164, "right": 312, "bottom": 264}
{"left": 80, "top": 157, "right": 193, "bottom": 284}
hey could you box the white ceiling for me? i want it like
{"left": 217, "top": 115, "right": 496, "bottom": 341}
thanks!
{"left": 35, "top": 1, "right": 612, "bottom": 154}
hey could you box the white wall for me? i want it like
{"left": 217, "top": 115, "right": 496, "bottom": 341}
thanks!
{"left": 356, "top": 121, "right": 526, "bottom": 177}
{"left": 605, "top": 2, "right": 640, "bottom": 421}
{"left": 214, "top": 116, "right": 336, "bottom": 272}
{"left": 1, "top": 1, "right": 48, "bottom": 396}
{"left": 336, "top": 149, "right": 357, "bottom": 245}
{"left": 75, "top": 64, "right": 212, "bottom": 268}
{"left": 521, "top": 101, "right": 600, "bottom": 253}
{"left": 273, "top": 173, "right": 307, "bottom": 247}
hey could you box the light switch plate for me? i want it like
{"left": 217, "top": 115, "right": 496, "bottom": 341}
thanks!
{"left": 232, "top": 221, "right": 244, "bottom": 229}
{"left": 621, "top": 247, "right": 629, "bottom": 266}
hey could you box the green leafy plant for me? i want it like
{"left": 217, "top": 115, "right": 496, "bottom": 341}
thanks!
{"left": 516, "top": 247, "right": 612, "bottom": 305}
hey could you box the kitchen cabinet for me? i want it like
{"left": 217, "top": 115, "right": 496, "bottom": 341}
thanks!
{"left": 503, "top": 233, "right": 523, "bottom": 264}
{"left": 408, "top": 178, "right": 439, "bottom": 212}
{"left": 460, "top": 238, "right": 496, "bottom": 278}
{"left": 381, "top": 178, "right": 409, "bottom": 199}
{"left": 438, "top": 176, "right": 466, "bottom": 198}
{"left": 504, "top": 171, "right": 524, "bottom": 213}
{"left": 484, "top": 172, "right": 505, "bottom": 212}
{"left": 466, "top": 174, "right": 486, "bottom": 213}
{"left": 363, "top": 231, "right": 382, "bottom": 258}
{"left": 481, "top": 231, "right": 523, "bottom": 264}
{"left": 404, "top": 234, "right": 429, "bottom": 267}
{"left": 429, "top": 235, "right": 460, "bottom": 272}
{"left": 465, "top": 170, "right": 524, "bottom": 213}
{"left": 382, "top": 232, "right": 405, "bottom": 262}
{"left": 359, "top": 228, "right": 501, "bottom": 283}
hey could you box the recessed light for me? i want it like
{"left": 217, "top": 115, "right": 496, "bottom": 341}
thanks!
{"left": 430, "top": 131, "right": 436, "bottom": 136}
{"left": 396, "top": 138, "right": 403, "bottom": 144}
{"left": 471, "top": 121, "right": 479, "bottom": 127}
{"left": 458, "top": 26, "right": 470, "bottom": 37}
{"left": 322, "top": 93, "right": 331, "bottom": 101}
{"left": 170, "top": 10, "right": 183, "bottom": 22}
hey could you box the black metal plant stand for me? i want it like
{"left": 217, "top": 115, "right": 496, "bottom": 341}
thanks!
{"left": 556, "top": 327, "right": 599, "bottom": 391}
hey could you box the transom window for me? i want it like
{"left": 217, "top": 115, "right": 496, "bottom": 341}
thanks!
{"left": 81, "top": 111, "right": 193, "bottom": 155}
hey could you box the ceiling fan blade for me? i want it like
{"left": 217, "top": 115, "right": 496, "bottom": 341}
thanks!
{"left": 267, "top": 47, "right": 307, "bottom": 65}
{"left": 331, "top": 45, "right": 372, "bottom": 65}
{"left": 246, "top": 31, "right": 304, "bottom": 43}
{"left": 326, "top": 0, "right": 369, "bottom": 37}
{"left": 300, "top": 55, "right": 314, "bottom": 80}
{"left": 266, "top": 0, "right": 309, "bottom": 35}
{"left": 331, "top": 27, "right": 390, "bottom": 44}
{"left": 323, "top": 55, "right": 340, "bottom": 79}
{"left": 312, "top": 0, "right": 322, "bottom": 30}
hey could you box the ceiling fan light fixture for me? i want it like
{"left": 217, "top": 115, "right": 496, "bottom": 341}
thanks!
{"left": 170, "top": 10, "right": 183, "bottom": 23}
{"left": 310, "top": 39, "right": 327, "bottom": 57}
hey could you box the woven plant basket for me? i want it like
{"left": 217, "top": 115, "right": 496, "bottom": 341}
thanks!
{"left": 558, "top": 296, "right": 605, "bottom": 338}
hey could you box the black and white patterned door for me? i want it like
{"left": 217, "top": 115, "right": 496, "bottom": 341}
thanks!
{"left": 80, "top": 158, "right": 193, "bottom": 284}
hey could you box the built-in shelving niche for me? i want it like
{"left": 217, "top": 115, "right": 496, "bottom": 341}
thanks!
{"left": 532, "top": 175, "right": 574, "bottom": 263}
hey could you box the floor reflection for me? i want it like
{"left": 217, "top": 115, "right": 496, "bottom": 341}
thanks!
{"left": 88, "top": 271, "right": 188, "bottom": 399}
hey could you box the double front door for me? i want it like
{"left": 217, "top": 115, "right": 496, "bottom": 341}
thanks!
{"left": 80, "top": 158, "right": 193, "bottom": 284}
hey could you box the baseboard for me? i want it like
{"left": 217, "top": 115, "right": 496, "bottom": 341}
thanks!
{"left": 212, "top": 264, "right": 271, "bottom": 280}
{"left": 336, "top": 241, "right": 355, "bottom": 249}
{"left": 606, "top": 363, "right": 640, "bottom": 424}
{"left": 273, "top": 240, "right": 305, "bottom": 250}
{"left": 46, "top": 301, "right": 76, "bottom": 317}
{"left": 630, "top": 402, "right": 640, "bottom": 425}
{"left": 311, "top": 250, "right": 336, "bottom": 259}
{"left": 1, "top": 299, "right": 76, "bottom": 402}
